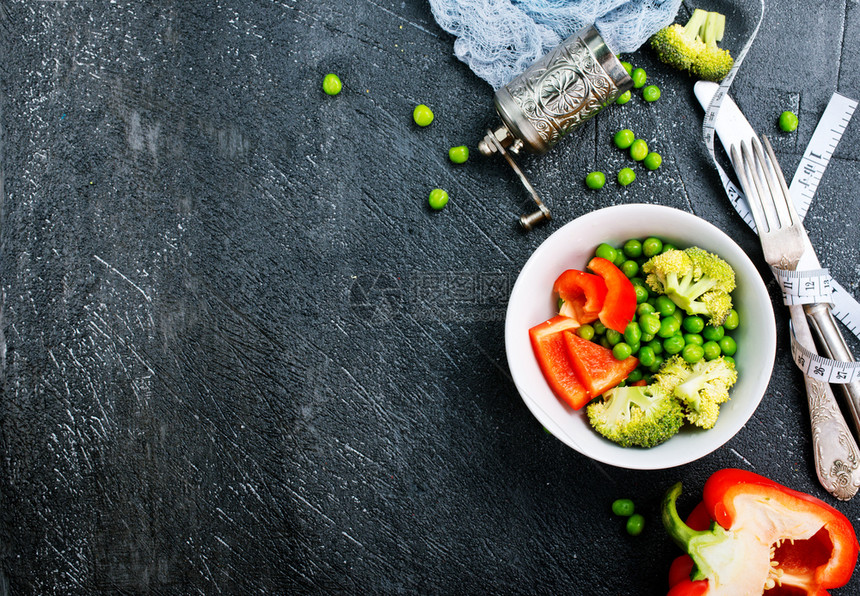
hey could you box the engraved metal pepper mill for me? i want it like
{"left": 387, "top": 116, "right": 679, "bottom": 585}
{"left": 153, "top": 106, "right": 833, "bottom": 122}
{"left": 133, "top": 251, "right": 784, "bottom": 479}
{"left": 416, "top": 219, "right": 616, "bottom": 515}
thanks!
{"left": 478, "top": 25, "right": 633, "bottom": 229}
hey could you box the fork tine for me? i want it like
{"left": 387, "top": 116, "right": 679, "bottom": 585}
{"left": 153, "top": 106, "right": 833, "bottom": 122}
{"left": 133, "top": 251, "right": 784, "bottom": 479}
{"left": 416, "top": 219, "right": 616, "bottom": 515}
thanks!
{"left": 733, "top": 140, "right": 771, "bottom": 234}
{"left": 751, "top": 137, "right": 792, "bottom": 229}
{"left": 761, "top": 135, "right": 801, "bottom": 226}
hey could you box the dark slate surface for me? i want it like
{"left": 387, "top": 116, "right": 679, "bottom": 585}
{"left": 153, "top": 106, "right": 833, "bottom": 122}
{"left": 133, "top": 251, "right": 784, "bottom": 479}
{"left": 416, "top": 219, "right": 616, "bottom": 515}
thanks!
{"left": 2, "top": 0, "right": 860, "bottom": 594}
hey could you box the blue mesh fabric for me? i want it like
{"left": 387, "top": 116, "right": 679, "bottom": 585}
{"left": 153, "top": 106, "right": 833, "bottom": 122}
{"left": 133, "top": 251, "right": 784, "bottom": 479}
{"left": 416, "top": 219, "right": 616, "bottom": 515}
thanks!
{"left": 429, "top": 0, "right": 682, "bottom": 89}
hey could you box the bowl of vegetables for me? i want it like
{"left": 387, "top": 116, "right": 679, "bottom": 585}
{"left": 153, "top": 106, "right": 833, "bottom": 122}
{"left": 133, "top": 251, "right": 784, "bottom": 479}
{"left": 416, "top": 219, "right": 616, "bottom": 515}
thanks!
{"left": 505, "top": 204, "right": 776, "bottom": 469}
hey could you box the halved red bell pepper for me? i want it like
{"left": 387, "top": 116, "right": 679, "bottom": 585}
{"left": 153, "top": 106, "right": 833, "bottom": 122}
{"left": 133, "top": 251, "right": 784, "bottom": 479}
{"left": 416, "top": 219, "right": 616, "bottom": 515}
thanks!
{"left": 587, "top": 257, "right": 637, "bottom": 333}
{"left": 552, "top": 269, "right": 607, "bottom": 323}
{"left": 528, "top": 316, "right": 589, "bottom": 410}
{"left": 662, "top": 469, "right": 859, "bottom": 595}
{"left": 563, "top": 331, "right": 638, "bottom": 396}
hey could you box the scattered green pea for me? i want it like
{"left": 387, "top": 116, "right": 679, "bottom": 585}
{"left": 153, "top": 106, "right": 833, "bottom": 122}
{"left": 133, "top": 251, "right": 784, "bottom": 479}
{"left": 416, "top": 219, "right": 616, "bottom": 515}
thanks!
{"left": 655, "top": 296, "right": 676, "bottom": 317}
{"left": 647, "top": 339, "right": 664, "bottom": 355}
{"left": 683, "top": 316, "right": 705, "bottom": 334}
{"left": 448, "top": 145, "right": 469, "bottom": 163}
{"left": 428, "top": 188, "right": 449, "bottom": 210}
{"left": 620, "top": 61, "right": 633, "bottom": 75}
{"left": 593, "top": 321, "right": 607, "bottom": 335}
{"left": 703, "top": 341, "right": 722, "bottom": 360}
{"left": 627, "top": 369, "right": 643, "bottom": 383}
{"left": 606, "top": 329, "right": 623, "bottom": 347}
{"left": 719, "top": 336, "right": 737, "bottom": 356}
{"left": 634, "top": 285, "right": 649, "bottom": 304}
{"left": 642, "top": 85, "right": 661, "bottom": 102}
{"left": 637, "top": 346, "right": 656, "bottom": 368}
{"left": 663, "top": 335, "right": 685, "bottom": 355}
{"left": 621, "top": 260, "right": 639, "bottom": 278}
{"left": 683, "top": 333, "right": 704, "bottom": 346}
{"left": 643, "top": 152, "right": 663, "bottom": 170}
{"left": 724, "top": 356, "right": 736, "bottom": 366}
{"left": 624, "top": 322, "right": 642, "bottom": 345}
{"left": 723, "top": 309, "right": 740, "bottom": 330}
{"left": 703, "top": 325, "right": 725, "bottom": 342}
{"left": 629, "top": 139, "right": 649, "bottom": 161}
{"left": 637, "top": 303, "right": 656, "bottom": 316}
{"left": 613, "top": 342, "right": 633, "bottom": 361}
{"left": 595, "top": 242, "right": 618, "bottom": 262}
{"left": 648, "top": 355, "right": 664, "bottom": 373}
{"left": 657, "top": 317, "right": 681, "bottom": 338}
{"left": 616, "top": 90, "right": 632, "bottom": 105}
{"left": 639, "top": 313, "right": 661, "bottom": 336}
{"left": 586, "top": 171, "right": 606, "bottom": 189}
{"left": 661, "top": 243, "right": 678, "bottom": 253}
{"left": 682, "top": 343, "right": 705, "bottom": 363}
{"left": 614, "top": 129, "right": 635, "bottom": 149}
{"left": 618, "top": 167, "right": 636, "bottom": 186}
{"left": 322, "top": 73, "right": 343, "bottom": 95}
{"left": 642, "top": 237, "right": 663, "bottom": 258}
{"left": 612, "top": 498, "right": 635, "bottom": 516}
{"left": 577, "top": 324, "right": 595, "bottom": 341}
{"left": 779, "top": 110, "right": 798, "bottom": 132}
{"left": 623, "top": 239, "right": 643, "bottom": 259}
{"left": 613, "top": 251, "right": 626, "bottom": 267}
{"left": 413, "top": 104, "right": 434, "bottom": 127}
{"left": 631, "top": 68, "right": 647, "bottom": 88}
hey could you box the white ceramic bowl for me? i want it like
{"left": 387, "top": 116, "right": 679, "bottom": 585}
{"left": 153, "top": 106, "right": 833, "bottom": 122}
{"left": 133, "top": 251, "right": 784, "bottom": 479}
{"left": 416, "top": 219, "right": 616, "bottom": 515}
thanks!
{"left": 505, "top": 204, "right": 776, "bottom": 469}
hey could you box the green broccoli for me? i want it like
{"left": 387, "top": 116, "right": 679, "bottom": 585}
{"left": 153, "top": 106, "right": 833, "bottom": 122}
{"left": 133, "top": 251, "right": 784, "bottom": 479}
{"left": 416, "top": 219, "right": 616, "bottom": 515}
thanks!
{"left": 586, "top": 384, "right": 684, "bottom": 448}
{"left": 642, "top": 247, "right": 736, "bottom": 326}
{"left": 650, "top": 9, "right": 734, "bottom": 82}
{"left": 654, "top": 356, "right": 738, "bottom": 429}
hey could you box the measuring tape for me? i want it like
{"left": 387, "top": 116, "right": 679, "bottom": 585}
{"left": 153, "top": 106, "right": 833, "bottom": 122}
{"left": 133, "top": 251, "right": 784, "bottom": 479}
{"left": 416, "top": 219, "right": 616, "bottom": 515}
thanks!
{"left": 699, "top": 2, "right": 860, "bottom": 381}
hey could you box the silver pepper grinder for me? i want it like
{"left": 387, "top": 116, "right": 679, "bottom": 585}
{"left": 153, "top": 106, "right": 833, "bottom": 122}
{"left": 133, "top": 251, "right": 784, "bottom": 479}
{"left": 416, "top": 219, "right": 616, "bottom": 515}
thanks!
{"left": 478, "top": 25, "right": 633, "bottom": 229}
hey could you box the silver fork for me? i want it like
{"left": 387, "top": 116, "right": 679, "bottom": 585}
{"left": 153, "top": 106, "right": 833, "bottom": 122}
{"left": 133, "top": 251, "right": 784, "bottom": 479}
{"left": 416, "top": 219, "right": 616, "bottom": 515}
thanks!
{"left": 731, "top": 136, "right": 860, "bottom": 500}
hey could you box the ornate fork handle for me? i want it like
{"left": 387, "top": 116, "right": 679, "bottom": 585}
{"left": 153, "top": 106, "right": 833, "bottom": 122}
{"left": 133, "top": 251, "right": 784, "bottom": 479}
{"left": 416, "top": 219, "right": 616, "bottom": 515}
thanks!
{"left": 790, "top": 304, "right": 860, "bottom": 500}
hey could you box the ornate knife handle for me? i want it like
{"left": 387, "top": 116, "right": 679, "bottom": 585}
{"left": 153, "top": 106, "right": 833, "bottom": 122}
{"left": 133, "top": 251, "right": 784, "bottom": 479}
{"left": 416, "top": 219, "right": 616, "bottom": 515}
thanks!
{"left": 790, "top": 305, "right": 860, "bottom": 500}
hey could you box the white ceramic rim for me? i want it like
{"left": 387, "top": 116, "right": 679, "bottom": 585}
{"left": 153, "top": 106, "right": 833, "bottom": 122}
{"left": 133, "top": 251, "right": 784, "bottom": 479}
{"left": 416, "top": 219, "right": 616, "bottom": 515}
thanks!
{"left": 504, "top": 204, "right": 777, "bottom": 469}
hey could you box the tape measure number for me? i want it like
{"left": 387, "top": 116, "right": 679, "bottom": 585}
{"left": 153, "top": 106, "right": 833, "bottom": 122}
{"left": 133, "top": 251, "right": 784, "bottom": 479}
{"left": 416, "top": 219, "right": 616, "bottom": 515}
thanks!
{"left": 771, "top": 267, "right": 833, "bottom": 305}
{"left": 791, "top": 326, "right": 860, "bottom": 385}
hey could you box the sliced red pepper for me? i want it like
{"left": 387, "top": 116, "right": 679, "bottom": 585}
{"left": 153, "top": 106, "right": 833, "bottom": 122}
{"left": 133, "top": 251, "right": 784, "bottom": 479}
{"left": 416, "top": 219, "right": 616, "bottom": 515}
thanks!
{"left": 552, "top": 269, "right": 607, "bottom": 323}
{"left": 662, "top": 469, "right": 859, "bottom": 595}
{"left": 587, "top": 257, "right": 637, "bottom": 333}
{"left": 528, "top": 316, "right": 589, "bottom": 410}
{"left": 563, "top": 331, "right": 638, "bottom": 396}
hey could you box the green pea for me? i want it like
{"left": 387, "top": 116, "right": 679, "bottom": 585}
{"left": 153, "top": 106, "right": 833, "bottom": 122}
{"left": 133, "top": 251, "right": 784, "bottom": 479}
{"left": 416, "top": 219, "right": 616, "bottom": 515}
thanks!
{"left": 634, "top": 285, "right": 649, "bottom": 304}
{"left": 606, "top": 329, "right": 623, "bottom": 346}
{"left": 683, "top": 316, "right": 705, "bottom": 334}
{"left": 626, "top": 513, "right": 645, "bottom": 536}
{"left": 621, "top": 260, "right": 639, "bottom": 278}
{"left": 724, "top": 356, "right": 735, "bottom": 366}
{"left": 703, "top": 341, "right": 721, "bottom": 360}
{"left": 624, "top": 322, "right": 642, "bottom": 345}
{"left": 658, "top": 317, "right": 681, "bottom": 338}
{"left": 630, "top": 139, "right": 649, "bottom": 161}
{"left": 616, "top": 90, "right": 632, "bottom": 105}
{"left": 662, "top": 243, "right": 678, "bottom": 253}
{"left": 719, "top": 336, "right": 737, "bottom": 356}
{"left": 683, "top": 333, "right": 703, "bottom": 346}
{"left": 639, "top": 313, "right": 661, "bottom": 336}
{"left": 779, "top": 110, "right": 798, "bottom": 132}
{"left": 600, "top": 336, "right": 612, "bottom": 349}
{"left": 448, "top": 145, "right": 469, "bottom": 164}
{"left": 593, "top": 321, "right": 607, "bottom": 335}
{"left": 648, "top": 355, "right": 664, "bottom": 373}
{"left": 322, "top": 73, "right": 343, "bottom": 95}
{"left": 631, "top": 68, "right": 647, "bottom": 88}
{"left": 663, "top": 335, "right": 685, "bottom": 355}
{"left": 655, "top": 296, "right": 676, "bottom": 317}
{"left": 613, "top": 342, "right": 633, "bottom": 360}
{"left": 627, "top": 341, "right": 640, "bottom": 355}
{"left": 703, "top": 326, "right": 725, "bottom": 342}
{"left": 640, "top": 332, "right": 655, "bottom": 343}
{"left": 637, "top": 303, "right": 656, "bottom": 316}
{"left": 642, "top": 85, "right": 661, "bottom": 102}
{"left": 647, "top": 339, "right": 664, "bottom": 355}
{"left": 614, "top": 129, "right": 635, "bottom": 149}
{"left": 642, "top": 237, "right": 663, "bottom": 258}
{"left": 682, "top": 343, "right": 705, "bottom": 363}
{"left": 622, "top": 239, "right": 643, "bottom": 259}
{"left": 595, "top": 243, "right": 618, "bottom": 262}
{"left": 671, "top": 310, "right": 685, "bottom": 324}
{"left": 618, "top": 167, "right": 636, "bottom": 186}
{"left": 613, "top": 251, "right": 626, "bottom": 267}
{"left": 724, "top": 309, "right": 740, "bottom": 330}
{"left": 577, "top": 324, "right": 595, "bottom": 341}
{"left": 586, "top": 171, "right": 606, "bottom": 189}
{"left": 620, "top": 61, "right": 633, "bottom": 75}
{"left": 637, "top": 346, "right": 656, "bottom": 367}
{"left": 428, "top": 188, "right": 449, "bottom": 210}
{"left": 627, "top": 369, "right": 643, "bottom": 383}
{"left": 643, "top": 152, "right": 662, "bottom": 170}
{"left": 612, "top": 498, "right": 635, "bottom": 516}
{"left": 413, "top": 104, "right": 434, "bottom": 127}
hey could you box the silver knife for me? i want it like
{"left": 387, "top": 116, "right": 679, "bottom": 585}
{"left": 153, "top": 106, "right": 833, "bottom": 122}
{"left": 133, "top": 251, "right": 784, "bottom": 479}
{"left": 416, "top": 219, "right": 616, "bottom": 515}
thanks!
{"left": 694, "top": 80, "right": 860, "bottom": 438}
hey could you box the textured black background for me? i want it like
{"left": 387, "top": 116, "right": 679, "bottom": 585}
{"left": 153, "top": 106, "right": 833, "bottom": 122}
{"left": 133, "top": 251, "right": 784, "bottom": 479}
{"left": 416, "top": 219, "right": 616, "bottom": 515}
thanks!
{"left": 2, "top": 0, "right": 860, "bottom": 594}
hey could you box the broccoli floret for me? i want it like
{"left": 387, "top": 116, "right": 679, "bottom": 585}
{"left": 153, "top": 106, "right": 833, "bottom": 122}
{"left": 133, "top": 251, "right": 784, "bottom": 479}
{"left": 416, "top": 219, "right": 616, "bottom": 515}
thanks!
{"left": 654, "top": 356, "right": 738, "bottom": 429}
{"left": 643, "top": 247, "right": 736, "bottom": 326}
{"left": 650, "top": 9, "right": 734, "bottom": 82}
{"left": 586, "top": 384, "right": 684, "bottom": 448}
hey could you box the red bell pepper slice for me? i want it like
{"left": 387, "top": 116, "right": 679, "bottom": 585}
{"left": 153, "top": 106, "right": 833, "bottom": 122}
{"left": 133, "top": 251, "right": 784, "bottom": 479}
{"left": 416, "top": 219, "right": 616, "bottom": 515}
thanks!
{"left": 587, "top": 257, "right": 637, "bottom": 333}
{"left": 552, "top": 269, "right": 607, "bottom": 323}
{"left": 563, "top": 331, "right": 638, "bottom": 396}
{"left": 663, "top": 469, "right": 859, "bottom": 595}
{"left": 528, "top": 316, "right": 590, "bottom": 410}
